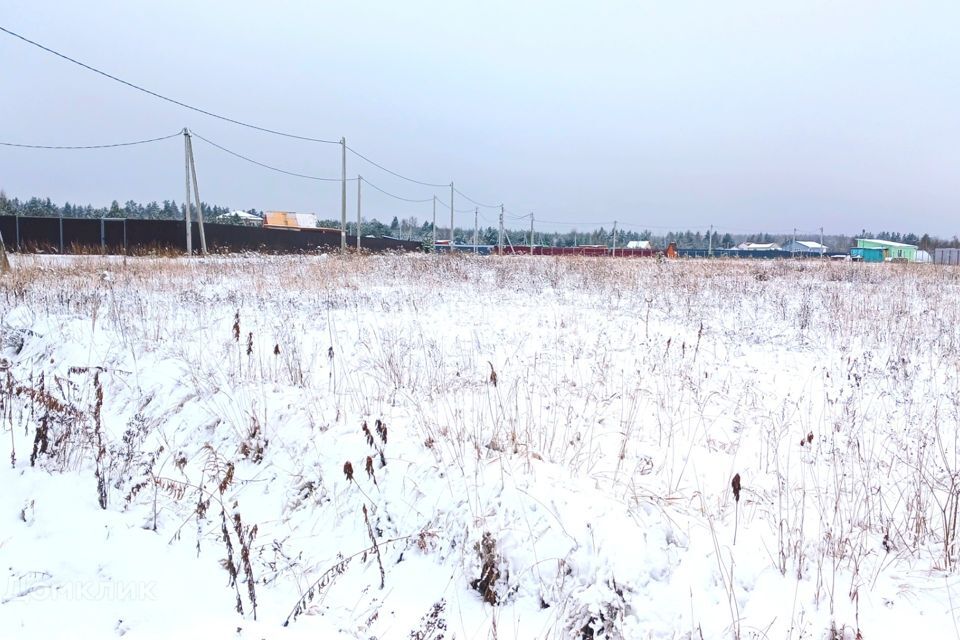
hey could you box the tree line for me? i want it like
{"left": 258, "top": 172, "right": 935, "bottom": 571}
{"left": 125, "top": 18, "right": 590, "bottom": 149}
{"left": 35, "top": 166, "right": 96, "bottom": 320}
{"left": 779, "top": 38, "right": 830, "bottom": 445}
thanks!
{"left": 2, "top": 191, "right": 958, "bottom": 251}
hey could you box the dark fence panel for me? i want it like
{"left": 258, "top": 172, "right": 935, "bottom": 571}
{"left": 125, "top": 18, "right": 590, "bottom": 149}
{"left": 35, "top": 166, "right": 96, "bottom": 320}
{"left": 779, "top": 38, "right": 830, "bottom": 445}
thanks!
{"left": 103, "top": 219, "right": 127, "bottom": 254}
{"left": 16, "top": 216, "right": 62, "bottom": 252}
{"left": 0, "top": 216, "right": 422, "bottom": 255}
{"left": 0, "top": 216, "right": 16, "bottom": 249}
{"left": 62, "top": 218, "right": 101, "bottom": 252}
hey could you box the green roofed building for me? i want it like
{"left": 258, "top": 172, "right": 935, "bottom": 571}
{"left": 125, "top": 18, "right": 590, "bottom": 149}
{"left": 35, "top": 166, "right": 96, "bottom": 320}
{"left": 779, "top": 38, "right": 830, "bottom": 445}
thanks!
{"left": 856, "top": 238, "right": 918, "bottom": 262}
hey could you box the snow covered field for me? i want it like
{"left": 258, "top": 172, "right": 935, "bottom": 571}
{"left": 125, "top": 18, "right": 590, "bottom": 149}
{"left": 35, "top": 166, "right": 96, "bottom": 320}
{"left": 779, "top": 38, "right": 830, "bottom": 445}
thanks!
{"left": 1, "top": 254, "right": 959, "bottom": 639}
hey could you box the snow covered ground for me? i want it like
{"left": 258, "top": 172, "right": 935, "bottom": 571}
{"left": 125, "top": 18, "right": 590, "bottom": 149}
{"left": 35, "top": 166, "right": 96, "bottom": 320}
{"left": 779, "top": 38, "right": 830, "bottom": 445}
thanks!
{"left": 1, "top": 254, "right": 959, "bottom": 639}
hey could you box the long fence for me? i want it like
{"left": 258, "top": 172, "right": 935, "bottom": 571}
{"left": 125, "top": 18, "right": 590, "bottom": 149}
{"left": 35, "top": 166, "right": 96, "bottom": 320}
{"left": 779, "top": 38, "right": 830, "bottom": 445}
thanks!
{"left": 935, "top": 248, "right": 960, "bottom": 265}
{"left": 463, "top": 245, "right": 826, "bottom": 259}
{"left": 0, "top": 215, "right": 422, "bottom": 254}
{"left": 676, "top": 248, "right": 819, "bottom": 259}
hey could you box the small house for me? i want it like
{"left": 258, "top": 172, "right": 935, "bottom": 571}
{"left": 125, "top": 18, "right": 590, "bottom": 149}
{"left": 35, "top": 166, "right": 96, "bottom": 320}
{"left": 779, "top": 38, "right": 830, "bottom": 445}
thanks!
{"left": 856, "top": 238, "right": 918, "bottom": 262}
{"left": 782, "top": 240, "right": 828, "bottom": 255}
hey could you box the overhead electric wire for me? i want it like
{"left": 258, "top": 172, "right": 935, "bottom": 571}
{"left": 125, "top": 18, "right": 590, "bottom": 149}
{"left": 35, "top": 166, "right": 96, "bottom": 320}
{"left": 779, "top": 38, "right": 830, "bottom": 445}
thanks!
{"left": 346, "top": 145, "right": 449, "bottom": 188}
{"left": 0, "top": 25, "right": 339, "bottom": 144}
{"left": 1, "top": 24, "right": 529, "bottom": 216}
{"left": 347, "top": 147, "right": 502, "bottom": 210}
{"left": 361, "top": 177, "right": 434, "bottom": 203}
{"left": 0, "top": 130, "right": 181, "bottom": 149}
{"left": 191, "top": 131, "right": 348, "bottom": 181}
{"left": 537, "top": 218, "right": 615, "bottom": 226}
{"left": 619, "top": 222, "right": 712, "bottom": 231}
{"left": 453, "top": 187, "right": 499, "bottom": 209}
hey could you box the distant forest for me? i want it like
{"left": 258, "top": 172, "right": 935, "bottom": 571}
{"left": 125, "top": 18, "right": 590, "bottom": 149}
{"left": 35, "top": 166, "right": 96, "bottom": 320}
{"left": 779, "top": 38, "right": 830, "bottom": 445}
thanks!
{"left": 1, "top": 191, "right": 958, "bottom": 251}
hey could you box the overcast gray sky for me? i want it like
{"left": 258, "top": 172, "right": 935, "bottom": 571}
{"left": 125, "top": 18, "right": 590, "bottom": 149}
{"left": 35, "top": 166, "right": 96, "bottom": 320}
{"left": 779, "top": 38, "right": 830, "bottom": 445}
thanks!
{"left": 2, "top": 0, "right": 958, "bottom": 236}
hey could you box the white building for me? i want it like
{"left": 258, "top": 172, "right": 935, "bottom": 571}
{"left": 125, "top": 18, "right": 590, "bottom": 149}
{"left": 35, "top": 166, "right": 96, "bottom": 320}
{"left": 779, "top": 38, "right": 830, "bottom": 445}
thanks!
{"left": 735, "top": 242, "right": 781, "bottom": 251}
{"left": 781, "top": 240, "right": 828, "bottom": 254}
{"left": 214, "top": 210, "right": 263, "bottom": 226}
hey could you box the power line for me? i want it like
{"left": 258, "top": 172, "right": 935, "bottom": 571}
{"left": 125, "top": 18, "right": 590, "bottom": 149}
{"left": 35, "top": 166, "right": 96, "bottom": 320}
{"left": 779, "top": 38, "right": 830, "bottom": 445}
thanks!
{"left": 430, "top": 202, "right": 491, "bottom": 217}
{"left": 346, "top": 145, "right": 449, "bottom": 188}
{"left": 453, "top": 187, "right": 499, "bottom": 209}
{"left": 537, "top": 218, "right": 615, "bottom": 226}
{"left": 361, "top": 177, "right": 434, "bottom": 203}
{"left": 358, "top": 185, "right": 476, "bottom": 211}
{"left": 0, "top": 131, "right": 181, "bottom": 149}
{"left": 619, "top": 222, "right": 712, "bottom": 231}
{"left": 0, "top": 24, "right": 529, "bottom": 217}
{"left": 347, "top": 147, "right": 502, "bottom": 211}
{"left": 191, "top": 131, "right": 348, "bottom": 181}
{"left": 0, "top": 25, "right": 339, "bottom": 144}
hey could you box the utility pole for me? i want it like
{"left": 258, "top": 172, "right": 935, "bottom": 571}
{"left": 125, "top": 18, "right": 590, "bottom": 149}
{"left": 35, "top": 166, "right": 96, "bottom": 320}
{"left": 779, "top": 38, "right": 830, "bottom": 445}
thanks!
{"left": 498, "top": 204, "right": 504, "bottom": 255}
{"left": 708, "top": 224, "right": 713, "bottom": 257}
{"left": 529, "top": 213, "right": 534, "bottom": 255}
{"left": 340, "top": 137, "right": 347, "bottom": 253}
{"left": 0, "top": 231, "right": 10, "bottom": 274}
{"left": 185, "top": 131, "right": 207, "bottom": 255}
{"left": 449, "top": 182, "right": 455, "bottom": 247}
{"left": 612, "top": 220, "right": 618, "bottom": 257}
{"left": 792, "top": 227, "right": 797, "bottom": 258}
{"left": 432, "top": 195, "right": 437, "bottom": 251}
{"left": 356, "top": 175, "right": 362, "bottom": 252}
{"left": 473, "top": 207, "right": 478, "bottom": 254}
{"left": 820, "top": 226, "right": 824, "bottom": 258}
{"left": 183, "top": 128, "right": 192, "bottom": 256}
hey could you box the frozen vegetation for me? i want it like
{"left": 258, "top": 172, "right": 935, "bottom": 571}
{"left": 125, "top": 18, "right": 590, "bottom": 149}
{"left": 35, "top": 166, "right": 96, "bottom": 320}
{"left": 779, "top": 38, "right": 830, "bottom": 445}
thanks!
{"left": 1, "top": 254, "right": 959, "bottom": 639}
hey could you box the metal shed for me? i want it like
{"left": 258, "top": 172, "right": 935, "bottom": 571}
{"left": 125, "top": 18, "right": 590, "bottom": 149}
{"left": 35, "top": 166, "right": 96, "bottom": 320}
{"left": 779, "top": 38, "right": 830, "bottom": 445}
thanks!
{"left": 850, "top": 247, "right": 884, "bottom": 263}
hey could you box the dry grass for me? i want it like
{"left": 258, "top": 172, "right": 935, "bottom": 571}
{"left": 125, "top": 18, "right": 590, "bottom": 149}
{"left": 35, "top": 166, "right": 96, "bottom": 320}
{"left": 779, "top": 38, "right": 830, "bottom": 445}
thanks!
{"left": 2, "top": 253, "right": 960, "bottom": 637}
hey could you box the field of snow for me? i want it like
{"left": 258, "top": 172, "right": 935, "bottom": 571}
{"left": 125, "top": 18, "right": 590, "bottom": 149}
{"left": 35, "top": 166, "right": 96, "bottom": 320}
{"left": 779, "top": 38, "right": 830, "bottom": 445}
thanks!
{"left": 1, "top": 254, "right": 959, "bottom": 639}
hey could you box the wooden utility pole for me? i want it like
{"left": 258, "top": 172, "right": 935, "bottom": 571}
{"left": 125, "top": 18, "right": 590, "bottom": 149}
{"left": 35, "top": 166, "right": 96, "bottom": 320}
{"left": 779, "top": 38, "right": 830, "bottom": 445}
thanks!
{"left": 449, "top": 183, "right": 455, "bottom": 247}
{"left": 0, "top": 231, "right": 10, "bottom": 274}
{"left": 432, "top": 195, "right": 437, "bottom": 251}
{"left": 186, "top": 132, "right": 207, "bottom": 255}
{"left": 473, "top": 207, "right": 478, "bottom": 254}
{"left": 529, "top": 213, "right": 534, "bottom": 255}
{"left": 612, "top": 220, "right": 618, "bottom": 257}
{"left": 340, "top": 137, "right": 347, "bottom": 253}
{"left": 183, "top": 128, "right": 192, "bottom": 256}
{"left": 357, "top": 175, "right": 362, "bottom": 252}
{"left": 820, "top": 226, "right": 825, "bottom": 258}
{"left": 498, "top": 205, "right": 504, "bottom": 256}
{"left": 708, "top": 224, "right": 713, "bottom": 257}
